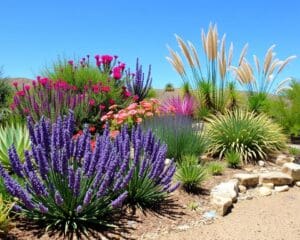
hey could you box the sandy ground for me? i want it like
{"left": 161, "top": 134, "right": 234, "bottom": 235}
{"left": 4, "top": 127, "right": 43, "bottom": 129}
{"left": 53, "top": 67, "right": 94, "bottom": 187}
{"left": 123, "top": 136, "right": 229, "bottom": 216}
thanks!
{"left": 153, "top": 187, "right": 300, "bottom": 240}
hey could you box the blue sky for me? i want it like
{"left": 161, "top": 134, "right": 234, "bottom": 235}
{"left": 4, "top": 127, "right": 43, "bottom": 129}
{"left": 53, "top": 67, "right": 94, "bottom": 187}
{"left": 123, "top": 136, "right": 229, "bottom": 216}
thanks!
{"left": 0, "top": 0, "right": 299, "bottom": 88}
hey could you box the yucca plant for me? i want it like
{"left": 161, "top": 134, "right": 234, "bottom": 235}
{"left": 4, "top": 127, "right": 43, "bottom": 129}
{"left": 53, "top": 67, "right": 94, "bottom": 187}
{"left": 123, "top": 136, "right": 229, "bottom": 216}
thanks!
{"left": 232, "top": 45, "right": 296, "bottom": 113}
{"left": 166, "top": 24, "right": 247, "bottom": 114}
{"left": 0, "top": 123, "right": 30, "bottom": 169}
{"left": 206, "top": 110, "right": 286, "bottom": 164}
{"left": 176, "top": 155, "right": 206, "bottom": 192}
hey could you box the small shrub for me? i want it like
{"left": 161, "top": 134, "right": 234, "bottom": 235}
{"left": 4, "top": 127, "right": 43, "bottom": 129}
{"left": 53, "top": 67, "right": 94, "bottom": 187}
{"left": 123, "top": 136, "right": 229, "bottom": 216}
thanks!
{"left": 164, "top": 83, "right": 174, "bottom": 92}
{"left": 206, "top": 110, "right": 286, "bottom": 164}
{"left": 145, "top": 88, "right": 157, "bottom": 99}
{"left": 0, "top": 195, "right": 14, "bottom": 236}
{"left": 0, "top": 112, "right": 178, "bottom": 235}
{"left": 126, "top": 58, "right": 152, "bottom": 102}
{"left": 289, "top": 147, "right": 300, "bottom": 156}
{"left": 176, "top": 155, "right": 206, "bottom": 191}
{"left": 0, "top": 73, "right": 13, "bottom": 108}
{"left": 0, "top": 123, "right": 30, "bottom": 169}
{"left": 207, "top": 162, "right": 224, "bottom": 176}
{"left": 143, "top": 115, "right": 207, "bottom": 161}
{"left": 160, "top": 95, "right": 196, "bottom": 117}
{"left": 225, "top": 151, "right": 241, "bottom": 168}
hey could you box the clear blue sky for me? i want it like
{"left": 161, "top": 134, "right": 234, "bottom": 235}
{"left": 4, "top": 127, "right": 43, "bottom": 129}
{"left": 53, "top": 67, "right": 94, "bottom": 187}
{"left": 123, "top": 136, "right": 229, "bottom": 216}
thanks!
{"left": 0, "top": 0, "right": 299, "bottom": 88}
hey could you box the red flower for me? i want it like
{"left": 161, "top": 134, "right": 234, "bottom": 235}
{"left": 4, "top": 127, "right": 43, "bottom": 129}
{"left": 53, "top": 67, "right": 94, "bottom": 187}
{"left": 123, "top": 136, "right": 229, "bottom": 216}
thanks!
{"left": 89, "top": 99, "right": 96, "bottom": 106}
{"left": 101, "top": 86, "right": 110, "bottom": 93}
{"left": 133, "top": 95, "right": 139, "bottom": 101}
{"left": 99, "top": 104, "right": 106, "bottom": 110}
{"left": 92, "top": 84, "right": 100, "bottom": 94}
{"left": 112, "top": 67, "right": 122, "bottom": 80}
{"left": 109, "top": 99, "right": 115, "bottom": 105}
{"left": 16, "top": 90, "right": 25, "bottom": 96}
{"left": 119, "top": 63, "right": 126, "bottom": 71}
{"left": 72, "top": 130, "right": 83, "bottom": 140}
{"left": 89, "top": 126, "right": 96, "bottom": 133}
{"left": 90, "top": 139, "right": 96, "bottom": 151}
{"left": 24, "top": 85, "right": 30, "bottom": 91}
{"left": 23, "top": 108, "right": 30, "bottom": 114}
{"left": 12, "top": 81, "right": 18, "bottom": 88}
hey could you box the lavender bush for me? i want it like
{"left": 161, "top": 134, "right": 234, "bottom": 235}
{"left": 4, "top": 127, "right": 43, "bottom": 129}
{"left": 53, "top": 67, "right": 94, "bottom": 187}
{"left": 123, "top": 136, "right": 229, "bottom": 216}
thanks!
{"left": 126, "top": 58, "right": 152, "bottom": 102}
{"left": 0, "top": 112, "right": 178, "bottom": 234}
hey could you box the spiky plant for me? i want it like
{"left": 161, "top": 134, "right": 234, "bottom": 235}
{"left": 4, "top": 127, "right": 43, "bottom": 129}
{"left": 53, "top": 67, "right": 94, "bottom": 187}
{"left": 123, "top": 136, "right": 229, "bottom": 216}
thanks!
{"left": 126, "top": 58, "right": 152, "bottom": 102}
{"left": 206, "top": 110, "right": 286, "bottom": 164}
{"left": 232, "top": 45, "right": 296, "bottom": 112}
{"left": 0, "top": 123, "right": 30, "bottom": 169}
{"left": 207, "top": 162, "right": 224, "bottom": 176}
{"left": 160, "top": 95, "right": 196, "bottom": 117}
{"left": 225, "top": 151, "right": 241, "bottom": 168}
{"left": 166, "top": 24, "right": 247, "bottom": 113}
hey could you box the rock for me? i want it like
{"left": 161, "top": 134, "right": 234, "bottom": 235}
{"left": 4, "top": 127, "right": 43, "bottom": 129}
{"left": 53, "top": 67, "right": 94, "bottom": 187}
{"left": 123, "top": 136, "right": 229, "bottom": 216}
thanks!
{"left": 258, "top": 160, "right": 265, "bottom": 167}
{"left": 296, "top": 181, "right": 300, "bottom": 187}
{"left": 262, "top": 183, "right": 274, "bottom": 189}
{"left": 165, "top": 158, "right": 172, "bottom": 166}
{"left": 244, "top": 167, "right": 254, "bottom": 172}
{"left": 200, "top": 154, "right": 214, "bottom": 162}
{"left": 259, "top": 172, "right": 293, "bottom": 186}
{"left": 259, "top": 186, "right": 272, "bottom": 196}
{"left": 211, "top": 180, "right": 239, "bottom": 202}
{"left": 274, "top": 185, "right": 289, "bottom": 192}
{"left": 282, "top": 162, "right": 300, "bottom": 181}
{"left": 238, "top": 185, "right": 247, "bottom": 193}
{"left": 211, "top": 196, "right": 232, "bottom": 216}
{"left": 203, "top": 210, "right": 217, "bottom": 220}
{"left": 276, "top": 154, "right": 295, "bottom": 166}
{"left": 176, "top": 224, "right": 190, "bottom": 231}
{"left": 233, "top": 173, "right": 259, "bottom": 188}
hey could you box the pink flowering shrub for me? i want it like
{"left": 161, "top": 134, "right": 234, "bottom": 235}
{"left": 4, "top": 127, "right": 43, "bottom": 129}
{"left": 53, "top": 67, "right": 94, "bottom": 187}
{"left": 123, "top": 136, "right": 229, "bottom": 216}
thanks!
{"left": 100, "top": 98, "right": 160, "bottom": 136}
{"left": 160, "top": 95, "right": 197, "bottom": 117}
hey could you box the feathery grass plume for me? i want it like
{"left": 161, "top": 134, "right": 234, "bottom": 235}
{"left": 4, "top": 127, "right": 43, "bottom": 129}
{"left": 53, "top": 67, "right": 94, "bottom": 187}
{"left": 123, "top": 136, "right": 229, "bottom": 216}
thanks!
{"left": 206, "top": 109, "right": 286, "bottom": 164}
{"left": 167, "top": 24, "right": 248, "bottom": 116}
{"left": 232, "top": 45, "right": 296, "bottom": 112}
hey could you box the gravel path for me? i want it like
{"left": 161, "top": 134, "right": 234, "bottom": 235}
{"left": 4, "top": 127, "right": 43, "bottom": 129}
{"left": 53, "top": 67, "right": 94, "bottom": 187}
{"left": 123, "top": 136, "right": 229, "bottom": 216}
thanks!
{"left": 154, "top": 187, "right": 300, "bottom": 240}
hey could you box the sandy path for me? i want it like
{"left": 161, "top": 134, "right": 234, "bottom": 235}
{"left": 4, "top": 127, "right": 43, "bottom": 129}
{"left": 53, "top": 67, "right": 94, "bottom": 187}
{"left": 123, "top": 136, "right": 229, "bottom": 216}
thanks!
{"left": 154, "top": 187, "right": 300, "bottom": 240}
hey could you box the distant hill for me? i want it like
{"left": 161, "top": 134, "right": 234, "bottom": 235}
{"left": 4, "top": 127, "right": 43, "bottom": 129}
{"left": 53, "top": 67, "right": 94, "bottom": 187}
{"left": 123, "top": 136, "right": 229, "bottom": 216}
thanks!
{"left": 7, "top": 78, "right": 34, "bottom": 85}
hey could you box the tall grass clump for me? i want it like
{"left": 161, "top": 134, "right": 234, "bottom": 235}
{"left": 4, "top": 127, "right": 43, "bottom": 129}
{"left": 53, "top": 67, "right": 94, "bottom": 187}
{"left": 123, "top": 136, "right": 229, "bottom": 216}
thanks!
{"left": 206, "top": 109, "right": 286, "bottom": 164}
{"left": 166, "top": 24, "right": 247, "bottom": 115}
{"left": 143, "top": 115, "right": 207, "bottom": 161}
{"left": 232, "top": 45, "right": 296, "bottom": 113}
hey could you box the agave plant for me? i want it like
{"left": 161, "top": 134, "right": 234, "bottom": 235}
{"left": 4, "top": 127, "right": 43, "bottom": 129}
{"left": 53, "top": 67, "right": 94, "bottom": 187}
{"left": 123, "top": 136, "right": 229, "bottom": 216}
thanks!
{"left": 232, "top": 45, "right": 296, "bottom": 112}
{"left": 166, "top": 24, "right": 247, "bottom": 114}
{"left": 126, "top": 58, "right": 152, "bottom": 102}
{"left": 0, "top": 124, "right": 30, "bottom": 169}
{"left": 206, "top": 110, "right": 286, "bottom": 164}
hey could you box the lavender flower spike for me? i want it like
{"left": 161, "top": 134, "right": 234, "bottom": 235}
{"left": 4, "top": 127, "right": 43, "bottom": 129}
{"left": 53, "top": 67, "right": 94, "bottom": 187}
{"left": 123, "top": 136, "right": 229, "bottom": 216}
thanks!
{"left": 111, "top": 191, "right": 128, "bottom": 208}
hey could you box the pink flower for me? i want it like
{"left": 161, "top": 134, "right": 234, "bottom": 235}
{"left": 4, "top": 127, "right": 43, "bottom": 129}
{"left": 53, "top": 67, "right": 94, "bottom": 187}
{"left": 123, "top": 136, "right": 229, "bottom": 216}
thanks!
{"left": 101, "top": 115, "right": 109, "bottom": 122}
{"left": 145, "top": 112, "right": 154, "bottom": 117}
{"left": 12, "top": 81, "right": 18, "bottom": 88}
{"left": 133, "top": 95, "right": 139, "bottom": 101}
{"left": 101, "top": 86, "right": 110, "bottom": 93}
{"left": 110, "top": 130, "right": 120, "bottom": 139}
{"left": 112, "top": 67, "right": 122, "bottom": 80}
{"left": 101, "top": 55, "right": 113, "bottom": 65}
{"left": 135, "top": 117, "right": 142, "bottom": 124}
{"left": 92, "top": 85, "right": 100, "bottom": 94}
{"left": 89, "top": 99, "right": 96, "bottom": 106}
{"left": 68, "top": 60, "right": 74, "bottom": 66}
{"left": 99, "top": 104, "right": 106, "bottom": 110}
{"left": 16, "top": 90, "right": 25, "bottom": 97}
{"left": 123, "top": 90, "right": 131, "bottom": 98}
{"left": 127, "top": 103, "right": 138, "bottom": 111}
{"left": 109, "top": 104, "right": 118, "bottom": 110}
{"left": 128, "top": 109, "right": 137, "bottom": 116}
{"left": 24, "top": 85, "right": 30, "bottom": 91}
{"left": 140, "top": 101, "right": 152, "bottom": 111}
{"left": 109, "top": 99, "right": 115, "bottom": 105}
{"left": 23, "top": 108, "right": 30, "bottom": 114}
{"left": 119, "top": 63, "right": 126, "bottom": 71}
{"left": 32, "top": 81, "right": 37, "bottom": 87}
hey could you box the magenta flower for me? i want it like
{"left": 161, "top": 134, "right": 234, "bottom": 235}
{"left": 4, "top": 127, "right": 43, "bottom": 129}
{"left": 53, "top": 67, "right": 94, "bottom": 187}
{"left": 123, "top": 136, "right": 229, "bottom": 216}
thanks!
{"left": 68, "top": 60, "right": 74, "bottom": 66}
{"left": 160, "top": 95, "right": 196, "bottom": 116}
{"left": 112, "top": 66, "right": 122, "bottom": 80}
{"left": 101, "top": 55, "right": 113, "bottom": 65}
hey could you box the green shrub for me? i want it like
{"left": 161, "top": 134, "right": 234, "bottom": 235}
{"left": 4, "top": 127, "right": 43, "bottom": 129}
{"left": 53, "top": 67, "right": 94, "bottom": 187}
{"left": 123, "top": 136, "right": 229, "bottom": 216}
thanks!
{"left": 0, "top": 123, "right": 30, "bottom": 169}
{"left": 225, "top": 151, "right": 241, "bottom": 168}
{"left": 176, "top": 155, "right": 206, "bottom": 191}
{"left": 288, "top": 147, "right": 300, "bottom": 156}
{"left": 0, "top": 195, "right": 14, "bottom": 236}
{"left": 143, "top": 115, "right": 207, "bottom": 161}
{"left": 164, "top": 83, "right": 174, "bottom": 92}
{"left": 206, "top": 110, "right": 286, "bottom": 164}
{"left": 207, "top": 162, "right": 224, "bottom": 176}
{"left": 0, "top": 71, "right": 13, "bottom": 109}
{"left": 268, "top": 80, "right": 300, "bottom": 137}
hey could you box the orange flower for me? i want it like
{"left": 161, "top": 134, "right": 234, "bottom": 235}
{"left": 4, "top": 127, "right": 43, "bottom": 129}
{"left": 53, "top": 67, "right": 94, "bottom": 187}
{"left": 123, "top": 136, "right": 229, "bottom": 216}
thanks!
{"left": 110, "top": 130, "right": 120, "bottom": 139}
{"left": 150, "top": 98, "right": 160, "bottom": 104}
{"left": 135, "top": 117, "right": 143, "bottom": 124}
{"left": 140, "top": 101, "right": 153, "bottom": 111}
{"left": 128, "top": 109, "right": 137, "bottom": 116}
{"left": 127, "top": 103, "right": 138, "bottom": 111}
{"left": 137, "top": 109, "right": 145, "bottom": 115}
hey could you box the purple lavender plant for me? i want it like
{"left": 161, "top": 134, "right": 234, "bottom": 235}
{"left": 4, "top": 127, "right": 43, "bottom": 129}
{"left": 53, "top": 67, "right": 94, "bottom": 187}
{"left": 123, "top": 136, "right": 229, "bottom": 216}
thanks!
{"left": 126, "top": 58, "right": 152, "bottom": 102}
{"left": 0, "top": 111, "right": 178, "bottom": 234}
